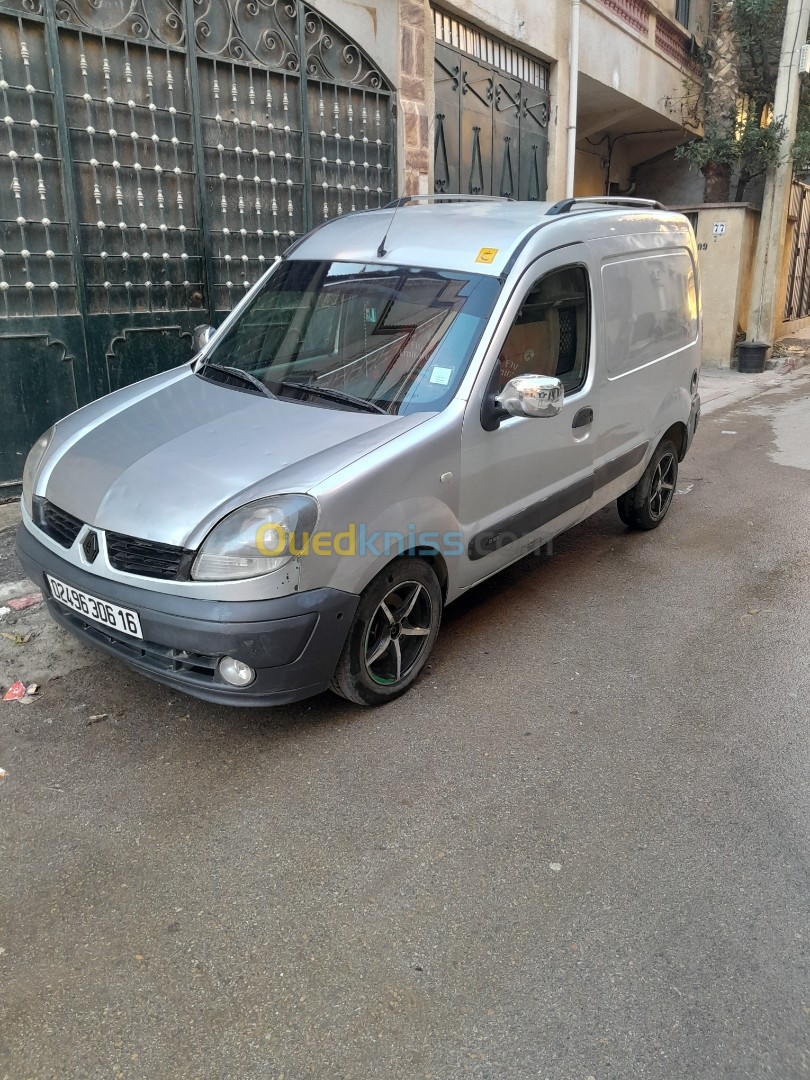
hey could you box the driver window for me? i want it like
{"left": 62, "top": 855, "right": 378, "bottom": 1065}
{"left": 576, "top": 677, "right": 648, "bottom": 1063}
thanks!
{"left": 498, "top": 266, "right": 590, "bottom": 394}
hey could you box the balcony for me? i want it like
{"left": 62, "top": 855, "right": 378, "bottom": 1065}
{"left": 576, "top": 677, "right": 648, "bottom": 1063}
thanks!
{"left": 590, "top": 0, "right": 703, "bottom": 73}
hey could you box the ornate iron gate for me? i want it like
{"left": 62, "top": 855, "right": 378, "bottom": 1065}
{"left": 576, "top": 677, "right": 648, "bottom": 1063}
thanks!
{"left": 0, "top": 0, "right": 395, "bottom": 487}
{"left": 432, "top": 10, "right": 549, "bottom": 200}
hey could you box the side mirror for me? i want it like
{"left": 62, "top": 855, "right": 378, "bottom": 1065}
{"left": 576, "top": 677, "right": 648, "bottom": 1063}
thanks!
{"left": 192, "top": 323, "right": 214, "bottom": 354}
{"left": 495, "top": 374, "right": 564, "bottom": 419}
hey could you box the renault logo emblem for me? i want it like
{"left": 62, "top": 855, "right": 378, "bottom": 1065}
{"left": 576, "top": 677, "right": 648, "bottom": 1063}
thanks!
{"left": 82, "top": 530, "right": 99, "bottom": 564}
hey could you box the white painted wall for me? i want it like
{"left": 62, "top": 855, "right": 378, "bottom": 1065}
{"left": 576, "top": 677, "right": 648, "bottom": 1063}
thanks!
{"left": 310, "top": 0, "right": 401, "bottom": 87}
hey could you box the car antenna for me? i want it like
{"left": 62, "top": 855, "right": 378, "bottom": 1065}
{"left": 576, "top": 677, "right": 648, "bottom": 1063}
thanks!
{"left": 377, "top": 199, "right": 404, "bottom": 258}
{"left": 377, "top": 193, "right": 506, "bottom": 256}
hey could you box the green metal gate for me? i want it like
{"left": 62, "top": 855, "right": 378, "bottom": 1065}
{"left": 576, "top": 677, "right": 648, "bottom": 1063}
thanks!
{"left": 432, "top": 9, "right": 550, "bottom": 200}
{"left": 0, "top": 0, "right": 395, "bottom": 488}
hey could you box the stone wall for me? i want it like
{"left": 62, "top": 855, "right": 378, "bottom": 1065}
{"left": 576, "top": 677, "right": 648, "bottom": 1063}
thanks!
{"left": 399, "top": 0, "right": 432, "bottom": 195}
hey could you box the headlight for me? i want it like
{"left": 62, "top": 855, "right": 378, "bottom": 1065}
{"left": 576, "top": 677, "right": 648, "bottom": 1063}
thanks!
{"left": 22, "top": 426, "right": 55, "bottom": 517}
{"left": 192, "top": 495, "right": 318, "bottom": 581}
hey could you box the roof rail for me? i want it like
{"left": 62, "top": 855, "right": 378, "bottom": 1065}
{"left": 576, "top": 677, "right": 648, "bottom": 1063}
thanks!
{"left": 384, "top": 194, "right": 514, "bottom": 208}
{"left": 545, "top": 196, "right": 668, "bottom": 216}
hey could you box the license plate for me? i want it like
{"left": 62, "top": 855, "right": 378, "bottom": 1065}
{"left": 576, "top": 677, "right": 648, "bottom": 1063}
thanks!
{"left": 46, "top": 574, "right": 143, "bottom": 639}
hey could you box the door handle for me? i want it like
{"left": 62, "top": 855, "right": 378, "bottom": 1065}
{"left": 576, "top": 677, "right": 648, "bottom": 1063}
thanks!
{"left": 572, "top": 407, "right": 593, "bottom": 429}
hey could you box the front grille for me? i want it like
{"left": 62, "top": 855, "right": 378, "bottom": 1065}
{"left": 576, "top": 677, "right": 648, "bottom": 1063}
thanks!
{"left": 106, "top": 531, "right": 191, "bottom": 581}
{"left": 33, "top": 497, "right": 83, "bottom": 548}
{"left": 33, "top": 496, "right": 192, "bottom": 580}
{"left": 54, "top": 606, "right": 218, "bottom": 682}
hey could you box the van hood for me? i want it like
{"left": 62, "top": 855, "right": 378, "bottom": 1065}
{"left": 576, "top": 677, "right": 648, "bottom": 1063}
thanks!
{"left": 41, "top": 369, "right": 427, "bottom": 547}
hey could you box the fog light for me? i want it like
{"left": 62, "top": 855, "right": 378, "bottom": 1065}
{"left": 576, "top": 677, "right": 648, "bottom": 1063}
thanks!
{"left": 218, "top": 656, "right": 256, "bottom": 687}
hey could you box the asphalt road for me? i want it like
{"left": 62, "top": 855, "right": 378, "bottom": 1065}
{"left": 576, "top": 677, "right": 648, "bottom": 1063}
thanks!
{"left": 2, "top": 373, "right": 810, "bottom": 1080}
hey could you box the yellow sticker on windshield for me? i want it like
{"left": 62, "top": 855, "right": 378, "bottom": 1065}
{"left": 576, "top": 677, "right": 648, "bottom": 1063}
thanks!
{"left": 475, "top": 247, "right": 498, "bottom": 264}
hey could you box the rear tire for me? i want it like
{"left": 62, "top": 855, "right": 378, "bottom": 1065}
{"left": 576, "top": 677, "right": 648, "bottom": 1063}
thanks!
{"left": 330, "top": 558, "right": 442, "bottom": 706}
{"left": 617, "top": 438, "right": 679, "bottom": 530}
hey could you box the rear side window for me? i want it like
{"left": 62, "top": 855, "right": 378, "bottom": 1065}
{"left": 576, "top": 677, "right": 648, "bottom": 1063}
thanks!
{"left": 498, "top": 266, "right": 590, "bottom": 394}
{"left": 602, "top": 251, "right": 698, "bottom": 378}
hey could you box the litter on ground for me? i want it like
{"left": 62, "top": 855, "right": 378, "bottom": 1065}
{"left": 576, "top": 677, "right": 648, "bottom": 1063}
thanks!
{"left": 3, "top": 681, "right": 39, "bottom": 703}
{"left": 7, "top": 593, "right": 42, "bottom": 611}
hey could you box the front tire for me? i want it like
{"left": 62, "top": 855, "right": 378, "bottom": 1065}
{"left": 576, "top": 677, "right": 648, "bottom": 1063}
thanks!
{"left": 617, "top": 438, "right": 679, "bottom": 530}
{"left": 330, "top": 558, "right": 442, "bottom": 706}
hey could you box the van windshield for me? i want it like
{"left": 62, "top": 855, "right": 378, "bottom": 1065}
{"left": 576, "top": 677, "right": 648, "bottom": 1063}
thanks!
{"left": 199, "top": 259, "right": 500, "bottom": 416}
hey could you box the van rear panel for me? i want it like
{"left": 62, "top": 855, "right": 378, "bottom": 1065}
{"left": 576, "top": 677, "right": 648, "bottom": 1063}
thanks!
{"left": 590, "top": 227, "right": 700, "bottom": 478}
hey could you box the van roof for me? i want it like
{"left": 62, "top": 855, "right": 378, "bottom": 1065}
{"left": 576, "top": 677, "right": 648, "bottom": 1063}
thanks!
{"left": 288, "top": 199, "right": 691, "bottom": 278}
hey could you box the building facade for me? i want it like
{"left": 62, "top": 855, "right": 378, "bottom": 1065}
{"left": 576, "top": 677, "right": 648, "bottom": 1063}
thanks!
{"left": 336, "top": 0, "right": 710, "bottom": 202}
{"left": 0, "top": 0, "right": 706, "bottom": 487}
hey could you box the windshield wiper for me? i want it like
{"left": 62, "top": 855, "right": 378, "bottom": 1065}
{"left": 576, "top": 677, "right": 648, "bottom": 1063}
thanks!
{"left": 280, "top": 380, "right": 388, "bottom": 414}
{"left": 200, "top": 362, "right": 275, "bottom": 399}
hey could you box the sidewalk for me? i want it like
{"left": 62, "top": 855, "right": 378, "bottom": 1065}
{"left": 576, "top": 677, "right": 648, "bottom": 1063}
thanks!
{"left": 700, "top": 327, "right": 810, "bottom": 416}
{"left": 700, "top": 365, "right": 789, "bottom": 416}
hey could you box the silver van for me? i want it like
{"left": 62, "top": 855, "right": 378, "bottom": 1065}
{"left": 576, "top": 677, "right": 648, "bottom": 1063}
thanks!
{"left": 17, "top": 195, "right": 701, "bottom": 707}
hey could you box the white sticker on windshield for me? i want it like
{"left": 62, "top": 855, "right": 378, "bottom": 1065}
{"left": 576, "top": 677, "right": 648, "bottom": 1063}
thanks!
{"left": 430, "top": 366, "right": 453, "bottom": 386}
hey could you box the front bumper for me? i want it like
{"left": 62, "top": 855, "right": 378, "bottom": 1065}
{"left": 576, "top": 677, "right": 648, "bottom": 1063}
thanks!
{"left": 16, "top": 524, "right": 358, "bottom": 706}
